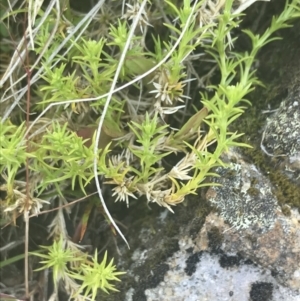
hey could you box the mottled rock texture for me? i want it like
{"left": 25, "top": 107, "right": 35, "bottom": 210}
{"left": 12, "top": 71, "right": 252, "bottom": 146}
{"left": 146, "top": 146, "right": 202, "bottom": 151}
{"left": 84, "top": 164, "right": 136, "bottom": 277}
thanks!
{"left": 259, "top": 16, "right": 300, "bottom": 186}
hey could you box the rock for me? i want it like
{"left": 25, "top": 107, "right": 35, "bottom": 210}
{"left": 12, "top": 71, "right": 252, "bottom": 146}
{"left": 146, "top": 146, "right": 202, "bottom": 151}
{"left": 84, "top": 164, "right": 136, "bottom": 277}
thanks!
{"left": 206, "top": 148, "right": 278, "bottom": 232}
{"left": 204, "top": 148, "right": 300, "bottom": 290}
{"left": 105, "top": 147, "right": 300, "bottom": 300}
{"left": 117, "top": 206, "right": 300, "bottom": 301}
{"left": 259, "top": 16, "right": 300, "bottom": 186}
{"left": 197, "top": 210, "right": 300, "bottom": 291}
{"left": 261, "top": 88, "right": 300, "bottom": 185}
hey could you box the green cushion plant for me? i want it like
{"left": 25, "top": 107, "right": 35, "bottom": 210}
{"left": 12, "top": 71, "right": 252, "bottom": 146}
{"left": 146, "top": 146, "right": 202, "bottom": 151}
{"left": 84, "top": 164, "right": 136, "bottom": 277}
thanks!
{"left": 0, "top": 0, "right": 299, "bottom": 299}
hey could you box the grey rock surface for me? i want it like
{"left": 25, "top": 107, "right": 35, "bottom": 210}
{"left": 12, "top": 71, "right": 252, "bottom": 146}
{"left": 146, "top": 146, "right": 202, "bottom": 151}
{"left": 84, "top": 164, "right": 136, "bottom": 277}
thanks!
{"left": 205, "top": 149, "right": 300, "bottom": 290}
{"left": 261, "top": 88, "right": 300, "bottom": 185}
{"left": 117, "top": 149, "right": 300, "bottom": 301}
{"left": 198, "top": 209, "right": 300, "bottom": 292}
{"left": 206, "top": 149, "right": 278, "bottom": 231}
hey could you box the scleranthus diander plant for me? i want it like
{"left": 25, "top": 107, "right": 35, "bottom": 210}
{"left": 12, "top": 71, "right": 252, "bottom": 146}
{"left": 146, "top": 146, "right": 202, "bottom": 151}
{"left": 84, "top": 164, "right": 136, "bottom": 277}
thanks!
{"left": 0, "top": 0, "right": 300, "bottom": 299}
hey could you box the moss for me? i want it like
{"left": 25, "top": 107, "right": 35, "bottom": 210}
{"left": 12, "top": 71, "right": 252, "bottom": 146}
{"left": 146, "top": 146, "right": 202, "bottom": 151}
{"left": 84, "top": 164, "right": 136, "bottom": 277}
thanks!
{"left": 247, "top": 187, "right": 260, "bottom": 197}
{"left": 186, "top": 197, "right": 212, "bottom": 238}
{"left": 207, "top": 226, "right": 224, "bottom": 254}
{"left": 131, "top": 263, "right": 169, "bottom": 301}
{"left": 230, "top": 22, "right": 300, "bottom": 211}
{"left": 225, "top": 169, "right": 238, "bottom": 178}
{"left": 250, "top": 177, "right": 259, "bottom": 186}
{"left": 244, "top": 234, "right": 257, "bottom": 246}
{"left": 157, "top": 238, "right": 180, "bottom": 263}
{"left": 248, "top": 144, "right": 300, "bottom": 208}
{"left": 281, "top": 204, "right": 291, "bottom": 217}
{"left": 188, "top": 216, "right": 207, "bottom": 239}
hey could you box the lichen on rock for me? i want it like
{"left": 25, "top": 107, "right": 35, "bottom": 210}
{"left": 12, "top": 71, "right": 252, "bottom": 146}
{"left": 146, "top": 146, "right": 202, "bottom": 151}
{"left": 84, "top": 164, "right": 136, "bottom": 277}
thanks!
{"left": 261, "top": 90, "right": 300, "bottom": 182}
{"left": 206, "top": 149, "right": 278, "bottom": 231}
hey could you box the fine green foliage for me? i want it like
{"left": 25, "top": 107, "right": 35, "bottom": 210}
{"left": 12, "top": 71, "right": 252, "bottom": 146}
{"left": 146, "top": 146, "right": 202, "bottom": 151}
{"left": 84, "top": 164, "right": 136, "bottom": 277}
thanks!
{"left": 30, "top": 237, "right": 125, "bottom": 299}
{"left": 1, "top": 0, "right": 300, "bottom": 299}
{"left": 70, "top": 250, "right": 126, "bottom": 298}
{"left": 31, "top": 237, "right": 83, "bottom": 290}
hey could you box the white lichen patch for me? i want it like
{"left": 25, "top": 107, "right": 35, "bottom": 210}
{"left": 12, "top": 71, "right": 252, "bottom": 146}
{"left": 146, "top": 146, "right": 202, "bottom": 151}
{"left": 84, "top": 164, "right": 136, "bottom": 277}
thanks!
{"left": 261, "top": 90, "right": 300, "bottom": 180}
{"left": 206, "top": 149, "right": 278, "bottom": 231}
